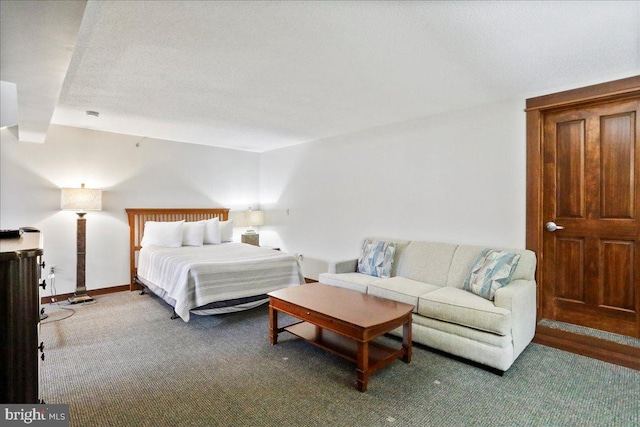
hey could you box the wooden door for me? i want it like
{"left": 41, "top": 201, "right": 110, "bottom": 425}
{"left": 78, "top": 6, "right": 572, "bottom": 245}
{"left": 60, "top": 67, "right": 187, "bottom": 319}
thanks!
{"left": 541, "top": 98, "right": 640, "bottom": 337}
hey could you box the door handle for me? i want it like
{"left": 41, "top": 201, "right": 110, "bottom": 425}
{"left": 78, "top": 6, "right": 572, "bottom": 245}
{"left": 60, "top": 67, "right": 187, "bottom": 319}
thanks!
{"left": 545, "top": 221, "right": 565, "bottom": 232}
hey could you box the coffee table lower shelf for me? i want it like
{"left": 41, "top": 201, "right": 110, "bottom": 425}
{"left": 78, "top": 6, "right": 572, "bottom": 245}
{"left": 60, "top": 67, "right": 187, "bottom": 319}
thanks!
{"left": 283, "top": 321, "right": 406, "bottom": 372}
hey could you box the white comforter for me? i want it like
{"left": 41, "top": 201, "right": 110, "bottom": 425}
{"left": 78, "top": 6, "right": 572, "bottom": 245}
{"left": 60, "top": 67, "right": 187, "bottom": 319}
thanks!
{"left": 137, "top": 243, "right": 304, "bottom": 321}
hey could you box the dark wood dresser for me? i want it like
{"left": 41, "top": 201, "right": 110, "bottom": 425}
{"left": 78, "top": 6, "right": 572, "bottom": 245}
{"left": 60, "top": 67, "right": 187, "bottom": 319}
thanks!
{"left": 0, "top": 232, "right": 44, "bottom": 403}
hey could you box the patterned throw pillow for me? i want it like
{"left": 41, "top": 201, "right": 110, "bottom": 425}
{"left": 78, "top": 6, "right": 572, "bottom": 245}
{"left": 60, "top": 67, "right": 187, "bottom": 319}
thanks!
{"left": 463, "top": 249, "right": 521, "bottom": 301}
{"left": 357, "top": 239, "right": 396, "bottom": 278}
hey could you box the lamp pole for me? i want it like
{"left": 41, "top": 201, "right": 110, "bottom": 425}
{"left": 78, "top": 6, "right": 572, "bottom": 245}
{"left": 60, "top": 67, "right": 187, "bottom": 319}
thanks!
{"left": 69, "top": 211, "right": 93, "bottom": 304}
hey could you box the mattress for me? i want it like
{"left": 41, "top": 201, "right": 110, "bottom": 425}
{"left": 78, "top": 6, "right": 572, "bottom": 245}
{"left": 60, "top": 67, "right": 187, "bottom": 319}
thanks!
{"left": 137, "top": 243, "right": 304, "bottom": 321}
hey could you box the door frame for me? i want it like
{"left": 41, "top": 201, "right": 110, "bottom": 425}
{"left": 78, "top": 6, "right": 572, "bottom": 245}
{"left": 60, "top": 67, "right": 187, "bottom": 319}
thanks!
{"left": 525, "top": 75, "right": 640, "bottom": 369}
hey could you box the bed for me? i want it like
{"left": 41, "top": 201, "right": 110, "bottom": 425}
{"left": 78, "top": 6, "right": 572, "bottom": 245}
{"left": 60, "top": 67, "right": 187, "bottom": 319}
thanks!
{"left": 126, "top": 208, "right": 304, "bottom": 321}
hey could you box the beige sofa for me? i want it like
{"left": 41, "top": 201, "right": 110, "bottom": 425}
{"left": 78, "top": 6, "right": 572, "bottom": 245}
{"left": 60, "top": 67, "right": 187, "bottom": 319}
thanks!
{"left": 319, "top": 239, "right": 537, "bottom": 372}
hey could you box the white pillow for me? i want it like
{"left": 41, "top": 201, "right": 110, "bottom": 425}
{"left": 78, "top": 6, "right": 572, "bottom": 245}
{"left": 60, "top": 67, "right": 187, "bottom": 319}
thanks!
{"left": 141, "top": 221, "right": 184, "bottom": 248}
{"left": 203, "top": 218, "right": 221, "bottom": 244}
{"left": 182, "top": 221, "right": 205, "bottom": 246}
{"left": 219, "top": 219, "right": 233, "bottom": 242}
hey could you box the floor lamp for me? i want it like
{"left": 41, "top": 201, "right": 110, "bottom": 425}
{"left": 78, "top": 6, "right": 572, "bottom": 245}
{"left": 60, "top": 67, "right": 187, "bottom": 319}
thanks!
{"left": 61, "top": 183, "right": 102, "bottom": 304}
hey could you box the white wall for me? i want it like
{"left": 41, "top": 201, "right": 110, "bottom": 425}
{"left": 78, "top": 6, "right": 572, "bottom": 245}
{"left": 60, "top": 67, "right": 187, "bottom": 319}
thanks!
{"left": 259, "top": 98, "right": 527, "bottom": 278}
{"left": 0, "top": 125, "right": 259, "bottom": 297}
{"left": 1, "top": 97, "right": 528, "bottom": 287}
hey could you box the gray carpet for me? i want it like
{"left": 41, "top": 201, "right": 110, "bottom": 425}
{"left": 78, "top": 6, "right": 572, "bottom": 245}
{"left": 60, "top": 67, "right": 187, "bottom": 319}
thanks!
{"left": 40, "top": 292, "right": 639, "bottom": 427}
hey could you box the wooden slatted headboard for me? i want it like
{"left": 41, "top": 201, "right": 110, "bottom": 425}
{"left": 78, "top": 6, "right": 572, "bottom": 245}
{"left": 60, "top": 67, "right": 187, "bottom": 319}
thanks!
{"left": 125, "top": 208, "right": 230, "bottom": 290}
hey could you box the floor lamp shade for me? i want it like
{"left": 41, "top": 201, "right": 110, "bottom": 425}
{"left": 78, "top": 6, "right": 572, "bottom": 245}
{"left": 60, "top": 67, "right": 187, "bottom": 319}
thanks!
{"left": 61, "top": 184, "right": 102, "bottom": 304}
{"left": 61, "top": 184, "right": 102, "bottom": 212}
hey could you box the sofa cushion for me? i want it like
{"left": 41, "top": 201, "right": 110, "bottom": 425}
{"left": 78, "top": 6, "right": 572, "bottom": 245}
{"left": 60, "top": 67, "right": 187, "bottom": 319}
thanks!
{"left": 318, "top": 272, "right": 379, "bottom": 293}
{"left": 446, "top": 245, "right": 536, "bottom": 288}
{"left": 357, "top": 239, "right": 396, "bottom": 278}
{"left": 395, "top": 241, "right": 458, "bottom": 286}
{"left": 418, "top": 287, "right": 512, "bottom": 336}
{"left": 367, "top": 277, "right": 440, "bottom": 313}
{"left": 412, "top": 314, "right": 512, "bottom": 348}
{"left": 463, "top": 249, "right": 521, "bottom": 301}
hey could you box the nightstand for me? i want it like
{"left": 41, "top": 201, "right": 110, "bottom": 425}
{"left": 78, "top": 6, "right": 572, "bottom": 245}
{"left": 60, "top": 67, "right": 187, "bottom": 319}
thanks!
{"left": 241, "top": 233, "right": 259, "bottom": 246}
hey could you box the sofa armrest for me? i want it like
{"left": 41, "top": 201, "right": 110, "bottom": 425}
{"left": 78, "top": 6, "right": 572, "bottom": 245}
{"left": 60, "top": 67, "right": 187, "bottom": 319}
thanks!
{"left": 494, "top": 279, "right": 537, "bottom": 359}
{"left": 328, "top": 259, "right": 358, "bottom": 274}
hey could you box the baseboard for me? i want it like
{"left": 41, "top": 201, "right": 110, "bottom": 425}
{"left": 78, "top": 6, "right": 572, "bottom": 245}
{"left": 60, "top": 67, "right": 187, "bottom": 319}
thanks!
{"left": 534, "top": 325, "right": 640, "bottom": 371}
{"left": 41, "top": 285, "right": 129, "bottom": 305}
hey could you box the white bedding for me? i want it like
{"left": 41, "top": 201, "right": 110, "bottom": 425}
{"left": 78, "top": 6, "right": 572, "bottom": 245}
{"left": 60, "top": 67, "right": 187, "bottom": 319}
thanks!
{"left": 137, "top": 243, "right": 304, "bottom": 321}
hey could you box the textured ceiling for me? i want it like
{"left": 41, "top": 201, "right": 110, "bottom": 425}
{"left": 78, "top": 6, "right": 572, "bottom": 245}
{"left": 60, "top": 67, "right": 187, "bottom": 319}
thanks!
{"left": 0, "top": 0, "right": 86, "bottom": 143}
{"left": 5, "top": 1, "right": 640, "bottom": 151}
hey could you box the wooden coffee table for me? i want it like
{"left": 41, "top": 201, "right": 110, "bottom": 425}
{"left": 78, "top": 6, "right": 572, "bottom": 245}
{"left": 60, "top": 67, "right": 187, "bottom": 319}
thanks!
{"left": 268, "top": 283, "right": 413, "bottom": 392}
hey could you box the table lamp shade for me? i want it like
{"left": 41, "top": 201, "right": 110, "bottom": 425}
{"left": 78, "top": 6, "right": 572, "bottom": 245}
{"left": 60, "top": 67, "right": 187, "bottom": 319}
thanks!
{"left": 246, "top": 210, "right": 264, "bottom": 227}
{"left": 61, "top": 184, "right": 102, "bottom": 211}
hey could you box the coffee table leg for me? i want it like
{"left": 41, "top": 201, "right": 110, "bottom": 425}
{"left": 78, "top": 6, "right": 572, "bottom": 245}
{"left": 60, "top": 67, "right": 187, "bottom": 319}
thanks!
{"left": 402, "top": 318, "right": 412, "bottom": 363}
{"left": 356, "top": 341, "right": 369, "bottom": 392}
{"left": 269, "top": 303, "right": 278, "bottom": 345}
